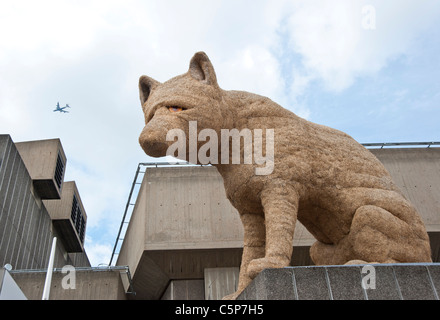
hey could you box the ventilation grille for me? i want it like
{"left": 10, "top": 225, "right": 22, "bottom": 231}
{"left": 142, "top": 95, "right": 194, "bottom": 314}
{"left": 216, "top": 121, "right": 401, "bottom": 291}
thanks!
{"left": 54, "top": 152, "right": 65, "bottom": 190}
{"left": 71, "top": 195, "right": 86, "bottom": 243}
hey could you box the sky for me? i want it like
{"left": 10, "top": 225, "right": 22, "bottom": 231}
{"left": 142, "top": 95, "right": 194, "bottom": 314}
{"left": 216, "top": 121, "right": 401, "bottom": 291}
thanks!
{"left": 0, "top": 0, "right": 439, "bottom": 266}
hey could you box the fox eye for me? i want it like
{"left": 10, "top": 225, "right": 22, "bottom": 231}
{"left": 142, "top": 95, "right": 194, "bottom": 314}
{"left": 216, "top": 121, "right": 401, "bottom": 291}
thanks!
{"left": 167, "top": 106, "right": 185, "bottom": 113}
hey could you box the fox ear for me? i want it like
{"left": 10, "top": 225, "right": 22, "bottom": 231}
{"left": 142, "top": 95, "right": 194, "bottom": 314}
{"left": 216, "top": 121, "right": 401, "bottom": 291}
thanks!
{"left": 139, "top": 75, "right": 160, "bottom": 106}
{"left": 189, "top": 52, "right": 218, "bottom": 86}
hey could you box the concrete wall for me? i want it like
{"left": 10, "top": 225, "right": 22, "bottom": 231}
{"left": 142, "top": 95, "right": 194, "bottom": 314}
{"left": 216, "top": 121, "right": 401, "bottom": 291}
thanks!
{"left": 142, "top": 166, "right": 243, "bottom": 250}
{"left": 0, "top": 135, "right": 90, "bottom": 270}
{"left": 370, "top": 148, "right": 440, "bottom": 233}
{"left": 11, "top": 268, "right": 127, "bottom": 300}
{"left": 1, "top": 135, "right": 62, "bottom": 269}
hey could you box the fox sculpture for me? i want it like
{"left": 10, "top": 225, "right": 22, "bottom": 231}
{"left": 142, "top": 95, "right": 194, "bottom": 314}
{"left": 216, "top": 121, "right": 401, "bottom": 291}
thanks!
{"left": 138, "top": 51, "right": 432, "bottom": 299}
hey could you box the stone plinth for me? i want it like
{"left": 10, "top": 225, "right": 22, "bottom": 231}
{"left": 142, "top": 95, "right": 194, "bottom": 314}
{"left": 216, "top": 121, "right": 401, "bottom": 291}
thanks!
{"left": 237, "top": 263, "right": 440, "bottom": 300}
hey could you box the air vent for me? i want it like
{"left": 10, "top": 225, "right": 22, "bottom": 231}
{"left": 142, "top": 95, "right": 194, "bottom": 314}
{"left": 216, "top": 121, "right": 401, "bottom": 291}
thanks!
{"left": 71, "top": 195, "right": 86, "bottom": 244}
{"left": 54, "top": 152, "right": 65, "bottom": 190}
{"left": 79, "top": 215, "right": 86, "bottom": 243}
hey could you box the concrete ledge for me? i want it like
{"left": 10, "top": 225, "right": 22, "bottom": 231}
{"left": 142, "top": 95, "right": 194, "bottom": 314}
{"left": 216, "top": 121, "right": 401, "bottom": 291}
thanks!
{"left": 11, "top": 267, "right": 130, "bottom": 300}
{"left": 237, "top": 263, "right": 440, "bottom": 300}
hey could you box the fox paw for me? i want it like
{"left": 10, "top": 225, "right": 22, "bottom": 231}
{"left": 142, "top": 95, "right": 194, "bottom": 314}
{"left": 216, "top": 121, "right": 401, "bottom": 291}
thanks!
{"left": 247, "top": 257, "right": 288, "bottom": 279}
{"left": 222, "top": 292, "right": 240, "bottom": 300}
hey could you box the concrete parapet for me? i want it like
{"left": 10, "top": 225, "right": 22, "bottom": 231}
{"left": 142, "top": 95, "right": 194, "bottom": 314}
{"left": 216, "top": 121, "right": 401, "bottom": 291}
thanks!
{"left": 237, "top": 263, "right": 440, "bottom": 300}
{"left": 11, "top": 267, "right": 130, "bottom": 300}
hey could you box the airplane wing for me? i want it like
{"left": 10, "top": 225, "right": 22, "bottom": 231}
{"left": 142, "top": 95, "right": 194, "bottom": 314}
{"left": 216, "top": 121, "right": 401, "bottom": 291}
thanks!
{"left": 53, "top": 102, "right": 70, "bottom": 113}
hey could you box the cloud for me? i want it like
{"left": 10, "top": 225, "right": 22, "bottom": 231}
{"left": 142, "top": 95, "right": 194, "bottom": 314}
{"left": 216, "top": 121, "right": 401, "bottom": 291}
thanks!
{"left": 0, "top": 1, "right": 109, "bottom": 69}
{"left": 217, "top": 45, "right": 284, "bottom": 100}
{"left": 280, "top": 0, "right": 440, "bottom": 94}
{"left": 1, "top": 0, "right": 439, "bottom": 266}
{"left": 84, "top": 236, "right": 113, "bottom": 266}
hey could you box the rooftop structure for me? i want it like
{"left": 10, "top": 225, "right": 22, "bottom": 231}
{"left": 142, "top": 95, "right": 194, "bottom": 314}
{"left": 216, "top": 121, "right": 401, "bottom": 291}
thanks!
{"left": 113, "top": 143, "right": 440, "bottom": 300}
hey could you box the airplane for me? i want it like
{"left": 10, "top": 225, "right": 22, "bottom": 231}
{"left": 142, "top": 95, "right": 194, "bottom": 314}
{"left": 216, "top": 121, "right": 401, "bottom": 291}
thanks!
{"left": 53, "top": 102, "right": 70, "bottom": 113}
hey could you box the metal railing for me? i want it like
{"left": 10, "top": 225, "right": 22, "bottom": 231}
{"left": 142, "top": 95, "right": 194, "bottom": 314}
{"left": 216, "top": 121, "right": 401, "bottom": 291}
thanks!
{"left": 362, "top": 141, "right": 439, "bottom": 148}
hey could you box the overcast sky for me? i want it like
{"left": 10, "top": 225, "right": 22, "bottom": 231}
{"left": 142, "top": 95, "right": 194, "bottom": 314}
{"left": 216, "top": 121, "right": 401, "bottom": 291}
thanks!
{"left": 1, "top": 0, "right": 439, "bottom": 266}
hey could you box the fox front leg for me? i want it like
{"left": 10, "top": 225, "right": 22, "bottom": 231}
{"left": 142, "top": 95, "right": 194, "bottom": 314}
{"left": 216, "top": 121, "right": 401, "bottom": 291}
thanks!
{"left": 247, "top": 181, "right": 299, "bottom": 279}
{"left": 223, "top": 212, "right": 266, "bottom": 300}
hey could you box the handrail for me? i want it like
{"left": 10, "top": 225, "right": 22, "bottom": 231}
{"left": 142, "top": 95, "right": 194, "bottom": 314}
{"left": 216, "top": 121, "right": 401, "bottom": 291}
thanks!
{"left": 362, "top": 142, "right": 439, "bottom": 148}
{"left": 109, "top": 164, "right": 142, "bottom": 266}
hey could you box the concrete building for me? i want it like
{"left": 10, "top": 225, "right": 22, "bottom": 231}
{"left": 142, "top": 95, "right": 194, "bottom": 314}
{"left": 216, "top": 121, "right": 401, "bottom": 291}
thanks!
{"left": 0, "top": 135, "right": 90, "bottom": 270}
{"left": 0, "top": 135, "right": 95, "bottom": 299}
{"left": 114, "top": 145, "right": 440, "bottom": 300}
{"left": 1, "top": 133, "right": 439, "bottom": 300}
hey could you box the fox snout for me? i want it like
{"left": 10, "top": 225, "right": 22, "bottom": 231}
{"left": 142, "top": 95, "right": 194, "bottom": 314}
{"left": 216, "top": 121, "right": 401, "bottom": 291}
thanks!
{"left": 139, "top": 122, "right": 170, "bottom": 157}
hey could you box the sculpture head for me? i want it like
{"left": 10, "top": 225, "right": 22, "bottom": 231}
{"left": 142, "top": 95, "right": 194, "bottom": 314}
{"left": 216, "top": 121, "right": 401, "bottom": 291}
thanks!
{"left": 138, "top": 52, "right": 229, "bottom": 159}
